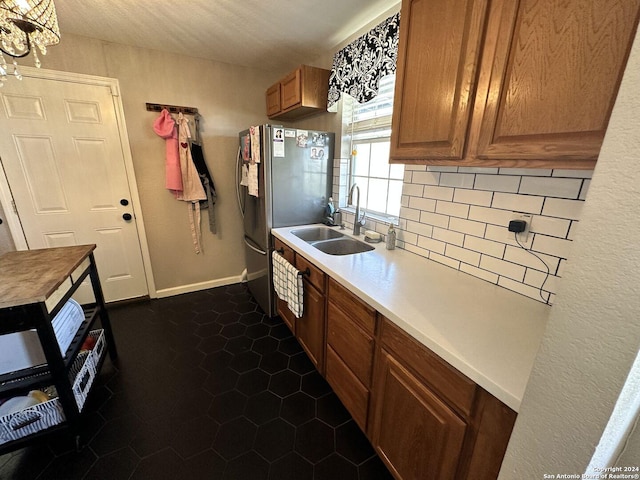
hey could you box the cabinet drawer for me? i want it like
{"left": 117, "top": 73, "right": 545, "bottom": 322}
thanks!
{"left": 380, "top": 318, "right": 477, "bottom": 417}
{"left": 328, "top": 278, "right": 376, "bottom": 334}
{"left": 273, "top": 238, "right": 295, "bottom": 264}
{"left": 296, "top": 255, "right": 325, "bottom": 294}
{"left": 327, "top": 302, "right": 374, "bottom": 388}
{"left": 326, "top": 345, "right": 369, "bottom": 431}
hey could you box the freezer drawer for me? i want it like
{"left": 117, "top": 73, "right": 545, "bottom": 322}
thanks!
{"left": 244, "top": 235, "right": 274, "bottom": 317}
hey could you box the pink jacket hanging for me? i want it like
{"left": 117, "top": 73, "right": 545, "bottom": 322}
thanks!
{"left": 153, "top": 109, "right": 183, "bottom": 194}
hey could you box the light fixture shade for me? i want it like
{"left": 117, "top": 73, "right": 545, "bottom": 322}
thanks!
{"left": 0, "top": 0, "right": 60, "bottom": 58}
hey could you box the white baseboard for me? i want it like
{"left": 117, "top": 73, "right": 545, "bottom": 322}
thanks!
{"left": 155, "top": 275, "right": 245, "bottom": 298}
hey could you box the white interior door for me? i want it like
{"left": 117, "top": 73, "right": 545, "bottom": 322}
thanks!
{"left": 0, "top": 75, "right": 148, "bottom": 303}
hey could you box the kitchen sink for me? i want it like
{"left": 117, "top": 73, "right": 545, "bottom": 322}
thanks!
{"left": 291, "top": 227, "right": 345, "bottom": 242}
{"left": 311, "top": 238, "right": 374, "bottom": 255}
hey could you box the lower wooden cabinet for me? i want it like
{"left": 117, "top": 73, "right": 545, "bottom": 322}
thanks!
{"left": 371, "top": 317, "right": 517, "bottom": 480}
{"left": 370, "top": 350, "right": 467, "bottom": 480}
{"left": 272, "top": 235, "right": 516, "bottom": 479}
{"left": 325, "top": 278, "right": 377, "bottom": 431}
{"left": 326, "top": 345, "right": 370, "bottom": 430}
{"left": 296, "top": 276, "right": 325, "bottom": 372}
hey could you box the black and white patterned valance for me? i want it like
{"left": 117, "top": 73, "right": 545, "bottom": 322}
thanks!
{"left": 327, "top": 12, "right": 400, "bottom": 108}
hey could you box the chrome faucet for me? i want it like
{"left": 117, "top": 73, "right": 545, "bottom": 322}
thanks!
{"left": 348, "top": 183, "right": 366, "bottom": 235}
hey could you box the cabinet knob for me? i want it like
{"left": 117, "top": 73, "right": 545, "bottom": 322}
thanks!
{"left": 122, "top": 213, "right": 132, "bottom": 221}
{"left": 120, "top": 199, "right": 129, "bottom": 206}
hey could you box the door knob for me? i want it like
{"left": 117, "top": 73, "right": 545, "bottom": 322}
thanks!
{"left": 122, "top": 213, "right": 132, "bottom": 221}
{"left": 120, "top": 199, "right": 129, "bottom": 206}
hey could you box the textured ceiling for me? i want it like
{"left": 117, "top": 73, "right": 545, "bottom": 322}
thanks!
{"left": 55, "top": 0, "right": 399, "bottom": 71}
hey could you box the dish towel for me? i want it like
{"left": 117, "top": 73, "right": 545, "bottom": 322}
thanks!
{"left": 272, "top": 251, "right": 304, "bottom": 318}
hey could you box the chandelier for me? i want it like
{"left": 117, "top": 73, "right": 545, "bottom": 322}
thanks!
{"left": 0, "top": 0, "right": 60, "bottom": 83}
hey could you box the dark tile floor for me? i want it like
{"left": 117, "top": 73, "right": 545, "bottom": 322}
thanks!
{"left": 0, "top": 284, "right": 393, "bottom": 480}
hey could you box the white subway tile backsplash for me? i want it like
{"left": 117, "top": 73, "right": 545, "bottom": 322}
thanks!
{"left": 530, "top": 215, "right": 571, "bottom": 238}
{"left": 399, "top": 206, "right": 421, "bottom": 222}
{"left": 398, "top": 230, "right": 419, "bottom": 245}
{"left": 475, "top": 174, "right": 520, "bottom": 193}
{"left": 453, "top": 188, "right": 493, "bottom": 207}
{"left": 492, "top": 192, "right": 544, "bottom": 214}
{"left": 404, "top": 242, "right": 428, "bottom": 258}
{"left": 333, "top": 157, "right": 586, "bottom": 305}
{"left": 448, "top": 217, "right": 486, "bottom": 237}
{"left": 406, "top": 220, "right": 434, "bottom": 238}
{"left": 541, "top": 198, "right": 584, "bottom": 220}
{"left": 480, "top": 256, "right": 526, "bottom": 281}
{"left": 579, "top": 179, "right": 590, "bottom": 200}
{"left": 532, "top": 235, "right": 574, "bottom": 259}
{"left": 485, "top": 224, "right": 530, "bottom": 248}
{"left": 419, "top": 211, "right": 450, "bottom": 229}
{"left": 427, "top": 166, "right": 458, "bottom": 172}
{"left": 433, "top": 227, "right": 464, "bottom": 246}
{"left": 404, "top": 165, "right": 428, "bottom": 172}
{"left": 435, "top": 201, "right": 469, "bottom": 219}
{"left": 429, "top": 252, "right": 461, "bottom": 269}
{"left": 424, "top": 185, "right": 455, "bottom": 201}
{"left": 459, "top": 263, "right": 499, "bottom": 283}
{"left": 498, "top": 277, "right": 550, "bottom": 303}
{"left": 468, "top": 205, "right": 513, "bottom": 227}
{"left": 411, "top": 171, "right": 440, "bottom": 185}
{"left": 459, "top": 167, "right": 499, "bottom": 174}
{"left": 504, "top": 245, "right": 560, "bottom": 272}
{"left": 408, "top": 196, "right": 436, "bottom": 212}
{"left": 445, "top": 244, "right": 481, "bottom": 266}
{"left": 440, "top": 173, "right": 475, "bottom": 188}
{"left": 463, "top": 236, "right": 506, "bottom": 258}
{"left": 519, "top": 176, "right": 582, "bottom": 198}
{"left": 417, "top": 236, "right": 446, "bottom": 255}
{"left": 403, "top": 183, "right": 424, "bottom": 197}
{"left": 552, "top": 169, "right": 593, "bottom": 179}
{"left": 499, "top": 168, "right": 552, "bottom": 177}
{"left": 524, "top": 269, "right": 559, "bottom": 293}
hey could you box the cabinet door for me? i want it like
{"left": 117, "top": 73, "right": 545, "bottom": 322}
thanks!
{"left": 390, "top": 0, "right": 490, "bottom": 162}
{"left": 281, "top": 69, "right": 302, "bottom": 110}
{"left": 266, "top": 83, "right": 281, "bottom": 117}
{"left": 296, "top": 281, "right": 325, "bottom": 372}
{"left": 475, "top": 0, "right": 640, "bottom": 167}
{"left": 371, "top": 350, "right": 467, "bottom": 480}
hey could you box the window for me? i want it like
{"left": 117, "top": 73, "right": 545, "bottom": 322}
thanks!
{"left": 344, "top": 74, "right": 404, "bottom": 219}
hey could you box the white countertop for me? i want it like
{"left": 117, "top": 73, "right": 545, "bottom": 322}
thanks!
{"left": 272, "top": 224, "right": 551, "bottom": 412}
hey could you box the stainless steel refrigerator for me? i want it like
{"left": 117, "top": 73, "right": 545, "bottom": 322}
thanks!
{"left": 236, "top": 125, "right": 334, "bottom": 317}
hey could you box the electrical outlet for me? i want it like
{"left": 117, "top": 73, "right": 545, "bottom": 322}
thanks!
{"left": 508, "top": 213, "right": 532, "bottom": 243}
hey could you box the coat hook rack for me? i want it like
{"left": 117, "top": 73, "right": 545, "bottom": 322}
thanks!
{"left": 146, "top": 102, "right": 199, "bottom": 115}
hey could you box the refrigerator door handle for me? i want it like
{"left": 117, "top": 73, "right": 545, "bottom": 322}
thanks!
{"left": 235, "top": 146, "right": 245, "bottom": 218}
{"left": 244, "top": 235, "right": 267, "bottom": 256}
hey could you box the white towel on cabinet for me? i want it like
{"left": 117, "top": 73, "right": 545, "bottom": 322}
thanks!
{"left": 272, "top": 251, "right": 304, "bottom": 318}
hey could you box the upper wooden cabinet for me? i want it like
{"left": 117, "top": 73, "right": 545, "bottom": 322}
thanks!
{"left": 390, "top": 0, "right": 640, "bottom": 169}
{"left": 266, "top": 65, "right": 330, "bottom": 121}
{"left": 391, "top": 0, "right": 490, "bottom": 161}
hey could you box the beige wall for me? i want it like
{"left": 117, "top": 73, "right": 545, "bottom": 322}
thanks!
{"left": 36, "top": 34, "right": 281, "bottom": 293}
